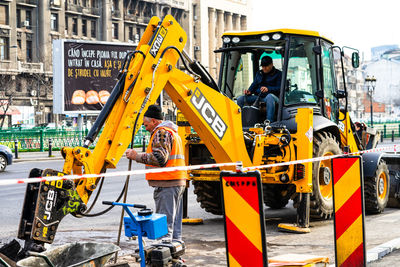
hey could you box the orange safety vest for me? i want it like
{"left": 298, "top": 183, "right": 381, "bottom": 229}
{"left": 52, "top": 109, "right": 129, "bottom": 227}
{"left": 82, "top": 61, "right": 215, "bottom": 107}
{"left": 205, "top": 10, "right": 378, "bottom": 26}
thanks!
{"left": 145, "top": 126, "right": 187, "bottom": 181}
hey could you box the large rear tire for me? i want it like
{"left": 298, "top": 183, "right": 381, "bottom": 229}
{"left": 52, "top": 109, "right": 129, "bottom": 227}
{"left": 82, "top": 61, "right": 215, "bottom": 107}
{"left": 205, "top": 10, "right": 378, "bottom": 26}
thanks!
{"left": 193, "top": 181, "right": 223, "bottom": 215}
{"left": 310, "top": 132, "right": 341, "bottom": 219}
{"left": 388, "top": 170, "right": 400, "bottom": 208}
{"left": 364, "top": 160, "right": 390, "bottom": 214}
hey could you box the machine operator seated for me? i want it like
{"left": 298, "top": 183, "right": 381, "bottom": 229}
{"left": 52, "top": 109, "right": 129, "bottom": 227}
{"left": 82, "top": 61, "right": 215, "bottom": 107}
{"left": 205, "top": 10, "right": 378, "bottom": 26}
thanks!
{"left": 237, "top": 56, "right": 282, "bottom": 122}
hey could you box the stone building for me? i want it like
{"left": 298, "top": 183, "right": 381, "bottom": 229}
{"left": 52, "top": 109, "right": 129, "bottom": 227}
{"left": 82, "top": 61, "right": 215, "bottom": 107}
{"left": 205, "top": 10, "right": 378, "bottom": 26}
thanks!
{"left": 190, "top": 0, "right": 250, "bottom": 79}
{"left": 0, "top": 0, "right": 190, "bottom": 127}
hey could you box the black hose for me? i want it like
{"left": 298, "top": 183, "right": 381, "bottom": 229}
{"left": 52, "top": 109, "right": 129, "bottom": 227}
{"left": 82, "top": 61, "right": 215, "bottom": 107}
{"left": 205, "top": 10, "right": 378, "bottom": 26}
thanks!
{"left": 75, "top": 180, "right": 127, "bottom": 217}
{"left": 160, "top": 46, "right": 201, "bottom": 79}
{"left": 84, "top": 50, "right": 145, "bottom": 146}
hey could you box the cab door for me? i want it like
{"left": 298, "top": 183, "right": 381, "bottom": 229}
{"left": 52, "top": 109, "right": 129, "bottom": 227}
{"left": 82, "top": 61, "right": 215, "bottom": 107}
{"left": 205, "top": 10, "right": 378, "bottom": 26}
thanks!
{"left": 320, "top": 40, "right": 339, "bottom": 123}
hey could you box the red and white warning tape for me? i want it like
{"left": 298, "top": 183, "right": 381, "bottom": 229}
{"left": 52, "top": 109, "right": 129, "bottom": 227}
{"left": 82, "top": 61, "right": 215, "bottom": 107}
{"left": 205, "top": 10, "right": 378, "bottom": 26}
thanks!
{"left": 0, "top": 162, "right": 239, "bottom": 186}
{"left": 243, "top": 144, "right": 399, "bottom": 172}
{"left": 0, "top": 145, "right": 398, "bottom": 186}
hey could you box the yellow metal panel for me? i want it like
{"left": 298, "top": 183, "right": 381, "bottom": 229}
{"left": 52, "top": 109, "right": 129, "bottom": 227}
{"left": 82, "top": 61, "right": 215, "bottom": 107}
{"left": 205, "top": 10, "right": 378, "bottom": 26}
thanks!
{"left": 252, "top": 135, "right": 264, "bottom": 166}
{"left": 334, "top": 162, "right": 361, "bottom": 211}
{"left": 223, "top": 182, "right": 262, "bottom": 252}
{"left": 339, "top": 111, "right": 360, "bottom": 153}
{"left": 336, "top": 215, "right": 364, "bottom": 265}
{"left": 294, "top": 108, "right": 313, "bottom": 192}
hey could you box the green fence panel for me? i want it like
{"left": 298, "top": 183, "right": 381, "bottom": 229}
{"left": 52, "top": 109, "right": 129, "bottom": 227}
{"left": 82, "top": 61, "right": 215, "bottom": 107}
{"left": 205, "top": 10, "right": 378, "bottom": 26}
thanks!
{"left": 0, "top": 125, "right": 150, "bottom": 152}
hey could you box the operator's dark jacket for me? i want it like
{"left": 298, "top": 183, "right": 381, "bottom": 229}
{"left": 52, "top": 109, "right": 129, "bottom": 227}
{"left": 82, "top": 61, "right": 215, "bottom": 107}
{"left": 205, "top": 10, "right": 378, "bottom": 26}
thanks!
{"left": 248, "top": 67, "right": 282, "bottom": 98}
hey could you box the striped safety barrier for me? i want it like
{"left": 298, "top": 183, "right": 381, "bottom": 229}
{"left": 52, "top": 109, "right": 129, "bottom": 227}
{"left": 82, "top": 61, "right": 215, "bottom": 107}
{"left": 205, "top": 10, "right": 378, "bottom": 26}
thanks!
{"left": 220, "top": 171, "right": 267, "bottom": 267}
{"left": 0, "top": 145, "right": 398, "bottom": 187}
{"left": 332, "top": 156, "right": 366, "bottom": 267}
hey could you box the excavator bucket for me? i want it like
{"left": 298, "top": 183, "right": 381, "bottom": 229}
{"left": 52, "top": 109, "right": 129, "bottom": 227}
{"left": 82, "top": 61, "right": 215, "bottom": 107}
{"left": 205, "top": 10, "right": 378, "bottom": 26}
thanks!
{"left": 18, "top": 169, "right": 86, "bottom": 246}
{"left": 16, "top": 242, "right": 119, "bottom": 267}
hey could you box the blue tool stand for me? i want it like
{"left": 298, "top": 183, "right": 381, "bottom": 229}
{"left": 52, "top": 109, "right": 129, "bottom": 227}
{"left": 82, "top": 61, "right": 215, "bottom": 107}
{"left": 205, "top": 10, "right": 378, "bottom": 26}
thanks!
{"left": 102, "top": 201, "right": 167, "bottom": 267}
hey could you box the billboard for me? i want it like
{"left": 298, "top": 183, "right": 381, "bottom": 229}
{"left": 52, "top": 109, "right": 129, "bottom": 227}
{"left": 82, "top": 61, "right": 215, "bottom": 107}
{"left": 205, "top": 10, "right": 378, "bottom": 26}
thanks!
{"left": 53, "top": 40, "right": 135, "bottom": 114}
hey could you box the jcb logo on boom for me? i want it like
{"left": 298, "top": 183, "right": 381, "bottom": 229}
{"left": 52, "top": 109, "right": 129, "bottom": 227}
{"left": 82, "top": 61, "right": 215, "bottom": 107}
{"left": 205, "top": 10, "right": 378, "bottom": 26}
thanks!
{"left": 190, "top": 88, "right": 227, "bottom": 140}
{"left": 44, "top": 189, "right": 56, "bottom": 221}
{"left": 150, "top": 27, "right": 167, "bottom": 57}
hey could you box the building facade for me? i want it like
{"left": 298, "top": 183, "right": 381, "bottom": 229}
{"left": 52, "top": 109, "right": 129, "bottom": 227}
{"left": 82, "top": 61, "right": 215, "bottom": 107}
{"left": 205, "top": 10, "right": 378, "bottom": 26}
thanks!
{"left": 0, "top": 0, "right": 189, "bottom": 127}
{"left": 190, "top": 0, "right": 250, "bottom": 79}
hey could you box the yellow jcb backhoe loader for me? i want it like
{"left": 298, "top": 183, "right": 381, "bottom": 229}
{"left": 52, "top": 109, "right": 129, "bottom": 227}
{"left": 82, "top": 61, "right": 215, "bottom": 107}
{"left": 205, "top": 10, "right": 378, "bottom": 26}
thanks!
{"left": 5, "top": 15, "right": 400, "bottom": 259}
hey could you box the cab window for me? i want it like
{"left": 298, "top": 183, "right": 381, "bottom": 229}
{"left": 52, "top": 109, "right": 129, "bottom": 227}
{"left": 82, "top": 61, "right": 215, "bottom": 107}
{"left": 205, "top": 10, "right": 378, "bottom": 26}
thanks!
{"left": 221, "top": 50, "right": 283, "bottom": 100}
{"left": 285, "top": 37, "right": 318, "bottom": 105}
{"left": 321, "top": 40, "right": 338, "bottom": 122}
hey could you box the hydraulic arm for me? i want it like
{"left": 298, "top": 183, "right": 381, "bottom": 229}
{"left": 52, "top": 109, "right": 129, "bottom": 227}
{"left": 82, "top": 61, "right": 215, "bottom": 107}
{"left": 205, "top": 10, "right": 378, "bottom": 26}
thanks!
{"left": 18, "top": 15, "right": 251, "bottom": 248}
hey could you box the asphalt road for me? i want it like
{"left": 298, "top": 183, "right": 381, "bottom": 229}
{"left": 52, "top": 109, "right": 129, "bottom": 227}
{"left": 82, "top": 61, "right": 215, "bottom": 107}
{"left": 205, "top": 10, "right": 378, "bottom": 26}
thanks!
{"left": 0, "top": 158, "right": 219, "bottom": 239}
{"left": 1, "top": 157, "right": 400, "bottom": 266}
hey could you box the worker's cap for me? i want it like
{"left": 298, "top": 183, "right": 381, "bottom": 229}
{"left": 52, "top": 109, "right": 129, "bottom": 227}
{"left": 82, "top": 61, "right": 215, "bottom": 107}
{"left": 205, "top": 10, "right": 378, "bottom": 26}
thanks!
{"left": 261, "top": 56, "right": 273, "bottom": 66}
{"left": 144, "top": 104, "right": 163, "bottom": 120}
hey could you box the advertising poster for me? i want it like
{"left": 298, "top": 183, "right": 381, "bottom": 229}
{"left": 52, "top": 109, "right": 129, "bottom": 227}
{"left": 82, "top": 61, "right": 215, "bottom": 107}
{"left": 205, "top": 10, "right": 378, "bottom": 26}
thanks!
{"left": 53, "top": 40, "right": 135, "bottom": 114}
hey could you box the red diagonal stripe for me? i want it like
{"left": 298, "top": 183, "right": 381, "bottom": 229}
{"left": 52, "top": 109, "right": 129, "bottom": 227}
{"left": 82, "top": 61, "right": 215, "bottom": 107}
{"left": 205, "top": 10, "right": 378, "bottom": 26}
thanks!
{"left": 225, "top": 216, "right": 263, "bottom": 267}
{"left": 335, "top": 187, "right": 362, "bottom": 239}
{"left": 340, "top": 242, "right": 365, "bottom": 267}
{"left": 224, "top": 176, "right": 259, "bottom": 212}
{"left": 333, "top": 157, "right": 359, "bottom": 185}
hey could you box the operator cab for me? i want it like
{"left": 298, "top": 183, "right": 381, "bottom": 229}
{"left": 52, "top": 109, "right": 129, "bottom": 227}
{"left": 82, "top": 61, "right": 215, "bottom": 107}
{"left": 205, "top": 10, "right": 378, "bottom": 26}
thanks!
{"left": 217, "top": 29, "right": 349, "bottom": 132}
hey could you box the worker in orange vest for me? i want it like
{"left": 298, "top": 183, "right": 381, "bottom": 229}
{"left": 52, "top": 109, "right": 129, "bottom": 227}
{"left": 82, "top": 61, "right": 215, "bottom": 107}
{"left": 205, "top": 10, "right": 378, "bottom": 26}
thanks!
{"left": 126, "top": 104, "right": 187, "bottom": 242}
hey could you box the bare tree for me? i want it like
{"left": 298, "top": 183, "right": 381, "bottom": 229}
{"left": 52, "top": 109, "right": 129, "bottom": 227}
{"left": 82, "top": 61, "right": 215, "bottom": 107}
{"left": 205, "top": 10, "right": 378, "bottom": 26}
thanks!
{"left": 0, "top": 74, "right": 15, "bottom": 128}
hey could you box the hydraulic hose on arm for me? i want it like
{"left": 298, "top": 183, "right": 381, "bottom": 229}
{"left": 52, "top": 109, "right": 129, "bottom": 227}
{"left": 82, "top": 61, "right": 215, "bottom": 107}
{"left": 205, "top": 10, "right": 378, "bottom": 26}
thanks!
{"left": 84, "top": 51, "right": 145, "bottom": 148}
{"left": 77, "top": 51, "right": 146, "bottom": 217}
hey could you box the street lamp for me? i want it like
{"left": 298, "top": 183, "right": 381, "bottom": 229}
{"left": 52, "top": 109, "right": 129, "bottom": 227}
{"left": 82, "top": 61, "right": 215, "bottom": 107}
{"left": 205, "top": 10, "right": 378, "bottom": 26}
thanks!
{"left": 365, "top": 75, "right": 377, "bottom": 127}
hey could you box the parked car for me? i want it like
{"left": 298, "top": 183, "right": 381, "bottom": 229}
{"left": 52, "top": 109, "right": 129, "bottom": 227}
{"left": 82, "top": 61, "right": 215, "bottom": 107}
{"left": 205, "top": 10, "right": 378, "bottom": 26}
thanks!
{"left": 0, "top": 145, "right": 13, "bottom": 172}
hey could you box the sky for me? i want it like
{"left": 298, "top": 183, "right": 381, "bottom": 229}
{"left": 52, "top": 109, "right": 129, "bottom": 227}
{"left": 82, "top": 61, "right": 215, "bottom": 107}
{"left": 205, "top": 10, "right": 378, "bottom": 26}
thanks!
{"left": 249, "top": 0, "right": 400, "bottom": 61}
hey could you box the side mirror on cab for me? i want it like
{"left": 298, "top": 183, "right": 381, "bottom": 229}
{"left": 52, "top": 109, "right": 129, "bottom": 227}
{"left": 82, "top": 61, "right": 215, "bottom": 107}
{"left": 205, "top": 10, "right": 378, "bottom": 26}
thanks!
{"left": 352, "top": 52, "right": 359, "bottom": 68}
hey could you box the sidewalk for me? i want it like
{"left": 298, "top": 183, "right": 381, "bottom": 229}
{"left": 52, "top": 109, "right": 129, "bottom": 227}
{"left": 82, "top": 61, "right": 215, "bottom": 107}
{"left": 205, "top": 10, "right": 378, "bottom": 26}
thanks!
{"left": 13, "top": 151, "right": 63, "bottom": 163}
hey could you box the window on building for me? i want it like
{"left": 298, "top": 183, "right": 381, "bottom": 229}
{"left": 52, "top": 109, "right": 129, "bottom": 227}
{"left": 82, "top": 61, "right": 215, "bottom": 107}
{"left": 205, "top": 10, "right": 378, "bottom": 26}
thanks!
{"left": 193, "top": 4, "right": 197, "bottom": 19}
{"left": 72, "top": 18, "right": 78, "bottom": 35}
{"left": 91, "top": 20, "right": 96, "bottom": 38}
{"left": 51, "top": 13, "right": 58, "bottom": 31}
{"left": 136, "top": 28, "right": 141, "bottom": 40}
{"left": 82, "top": 19, "right": 87, "bottom": 36}
{"left": 91, "top": 0, "right": 98, "bottom": 8}
{"left": 128, "top": 26, "right": 133, "bottom": 41}
{"left": 17, "top": 39, "right": 21, "bottom": 60}
{"left": 26, "top": 40, "right": 32, "bottom": 62}
{"left": 0, "top": 37, "right": 9, "bottom": 60}
{"left": 73, "top": 0, "right": 78, "bottom": 4}
{"left": 65, "top": 16, "right": 69, "bottom": 32}
{"left": 17, "top": 9, "right": 21, "bottom": 28}
{"left": 112, "top": 0, "right": 119, "bottom": 11}
{"left": 112, "top": 23, "right": 118, "bottom": 39}
{"left": 82, "top": 0, "right": 88, "bottom": 7}
{"left": 16, "top": 82, "right": 22, "bottom": 92}
{"left": 25, "top": 10, "right": 32, "bottom": 29}
{"left": 0, "top": 5, "right": 8, "bottom": 25}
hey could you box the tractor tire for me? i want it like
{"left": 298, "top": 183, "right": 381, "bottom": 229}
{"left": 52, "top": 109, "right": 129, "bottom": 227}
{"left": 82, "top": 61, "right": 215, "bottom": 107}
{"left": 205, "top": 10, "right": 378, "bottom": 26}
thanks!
{"left": 364, "top": 160, "right": 390, "bottom": 214}
{"left": 263, "top": 184, "right": 295, "bottom": 209}
{"left": 310, "top": 132, "right": 341, "bottom": 219}
{"left": 193, "top": 181, "right": 223, "bottom": 215}
{"left": 387, "top": 170, "right": 400, "bottom": 208}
